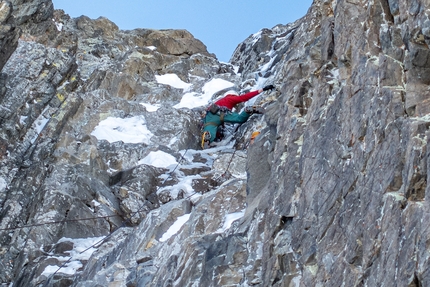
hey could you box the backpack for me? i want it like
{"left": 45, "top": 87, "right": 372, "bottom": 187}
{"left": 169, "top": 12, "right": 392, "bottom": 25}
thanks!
{"left": 206, "top": 103, "right": 230, "bottom": 115}
{"left": 208, "top": 103, "right": 220, "bottom": 114}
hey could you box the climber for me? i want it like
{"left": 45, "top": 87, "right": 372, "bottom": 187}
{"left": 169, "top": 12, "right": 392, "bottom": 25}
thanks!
{"left": 201, "top": 85, "right": 275, "bottom": 149}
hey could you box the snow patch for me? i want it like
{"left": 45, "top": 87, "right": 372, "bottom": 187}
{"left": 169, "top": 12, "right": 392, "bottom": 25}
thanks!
{"left": 30, "top": 107, "right": 50, "bottom": 144}
{"left": 260, "top": 56, "right": 276, "bottom": 73}
{"left": 140, "top": 102, "right": 160, "bottom": 112}
{"left": 216, "top": 211, "right": 245, "bottom": 233}
{"left": 156, "top": 73, "right": 192, "bottom": 90}
{"left": 251, "top": 31, "right": 263, "bottom": 45}
{"left": 159, "top": 214, "right": 191, "bottom": 242}
{"left": 0, "top": 177, "right": 6, "bottom": 192}
{"left": 20, "top": 116, "right": 27, "bottom": 125}
{"left": 41, "top": 236, "right": 105, "bottom": 277}
{"left": 138, "top": 151, "right": 178, "bottom": 169}
{"left": 52, "top": 19, "right": 63, "bottom": 31}
{"left": 35, "top": 117, "right": 49, "bottom": 134}
{"left": 91, "top": 200, "right": 101, "bottom": 207}
{"left": 326, "top": 68, "right": 340, "bottom": 88}
{"left": 174, "top": 78, "right": 235, "bottom": 109}
{"left": 157, "top": 176, "right": 199, "bottom": 200}
{"left": 91, "top": 116, "right": 153, "bottom": 144}
{"left": 42, "top": 261, "right": 82, "bottom": 276}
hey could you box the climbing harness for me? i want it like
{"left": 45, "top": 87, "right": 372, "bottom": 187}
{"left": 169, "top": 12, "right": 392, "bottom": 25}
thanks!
{"left": 200, "top": 103, "right": 231, "bottom": 149}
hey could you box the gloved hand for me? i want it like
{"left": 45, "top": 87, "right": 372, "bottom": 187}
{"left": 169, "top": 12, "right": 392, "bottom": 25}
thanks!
{"left": 263, "top": 84, "right": 275, "bottom": 91}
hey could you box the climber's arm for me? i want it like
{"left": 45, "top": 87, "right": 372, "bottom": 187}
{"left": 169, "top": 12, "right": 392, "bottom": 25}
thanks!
{"left": 231, "top": 90, "right": 262, "bottom": 104}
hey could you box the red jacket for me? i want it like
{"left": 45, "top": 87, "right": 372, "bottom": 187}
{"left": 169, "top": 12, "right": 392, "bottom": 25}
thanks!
{"left": 214, "top": 90, "right": 260, "bottom": 110}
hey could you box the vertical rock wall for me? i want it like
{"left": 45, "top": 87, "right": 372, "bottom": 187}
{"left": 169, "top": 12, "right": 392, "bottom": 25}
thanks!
{"left": 232, "top": 0, "right": 430, "bottom": 285}
{"left": 0, "top": 1, "right": 19, "bottom": 72}
{"left": 0, "top": 0, "right": 429, "bottom": 286}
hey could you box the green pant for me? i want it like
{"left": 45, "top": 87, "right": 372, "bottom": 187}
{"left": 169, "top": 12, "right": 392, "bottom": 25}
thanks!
{"left": 202, "top": 111, "right": 250, "bottom": 142}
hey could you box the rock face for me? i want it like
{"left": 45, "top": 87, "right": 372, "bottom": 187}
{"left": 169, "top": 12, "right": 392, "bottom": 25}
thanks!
{"left": 0, "top": 0, "right": 20, "bottom": 72}
{"left": 0, "top": 0, "right": 429, "bottom": 286}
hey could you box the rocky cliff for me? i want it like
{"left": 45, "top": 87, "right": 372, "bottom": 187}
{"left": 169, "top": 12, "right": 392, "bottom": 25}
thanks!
{"left": 0, "top": 0, "right": 429, "bottom": 286}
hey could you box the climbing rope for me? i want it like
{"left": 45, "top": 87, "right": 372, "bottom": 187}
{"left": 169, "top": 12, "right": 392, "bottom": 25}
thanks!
{"left": 0, "top": 214, "right": 122, "bottom": 231}
{"left": 184, "top": 148, "right": 240, "bottom": 200}
{"left": 39, "top": 148, "right": 190, "bottom": 286}
{"left": 0, "top": 142, "right": 242, "bottom": 236}
{"left": 7, "top": 141, "right": 245, "bottom": 285}
{"left": 1, "top": 149, "right": 191, "bottom": 233}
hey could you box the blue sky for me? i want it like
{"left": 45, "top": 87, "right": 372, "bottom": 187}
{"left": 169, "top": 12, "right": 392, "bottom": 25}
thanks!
{"left": 52, "top": 0, "right": 313, "bottom": 62}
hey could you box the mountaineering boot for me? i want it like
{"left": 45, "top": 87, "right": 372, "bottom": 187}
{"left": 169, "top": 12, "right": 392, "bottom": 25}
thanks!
{"left": 201, "top": 131, "right": 211, "bottom": 149}
{"left": 245, "top": 105, "right": 264, "bottom": 114}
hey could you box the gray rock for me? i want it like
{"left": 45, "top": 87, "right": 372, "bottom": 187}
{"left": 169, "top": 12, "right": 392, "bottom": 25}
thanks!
{"left": 0, "top": 0, "right": 20, "bottom": 72}
{"left": 1, "top": 0, "right": 430, "bottom": 286}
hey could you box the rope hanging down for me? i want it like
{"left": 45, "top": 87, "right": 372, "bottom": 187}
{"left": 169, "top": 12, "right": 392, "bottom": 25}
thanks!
{"left": 2, "top": 149, "right": 190, "bottom": 233}
{"left": 37, "top": 148, "right": 190, "bottom": 286}
{"left": 184, "top": 148, "right": 239, "bottom": 200}
{"left": 0, "top": 214, "right": 121, "bottom": 231}
{"left": 10, "top": 143, "right": 240, "bottom": 285}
